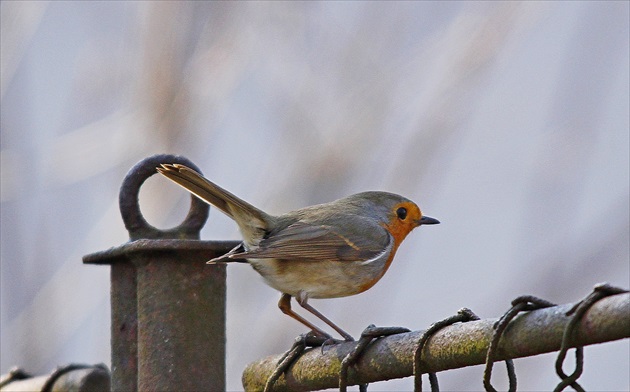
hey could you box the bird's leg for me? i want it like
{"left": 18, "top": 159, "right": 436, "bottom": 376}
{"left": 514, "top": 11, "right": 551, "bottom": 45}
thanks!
{"left": 278, "top": 293, "right": 334, "bottom": 340}
{"left": 295, "top": 291, "right": 355, "bottom": 341}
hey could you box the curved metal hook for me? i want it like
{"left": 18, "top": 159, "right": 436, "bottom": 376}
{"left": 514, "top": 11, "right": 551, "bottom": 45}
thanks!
{"left": 119, "top": 154, "right": 209, "bottom": 240}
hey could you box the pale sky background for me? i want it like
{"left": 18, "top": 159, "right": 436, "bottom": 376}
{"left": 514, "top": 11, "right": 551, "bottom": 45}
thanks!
{"left": 1, "top": 1, "right": 628, "bottom": 391}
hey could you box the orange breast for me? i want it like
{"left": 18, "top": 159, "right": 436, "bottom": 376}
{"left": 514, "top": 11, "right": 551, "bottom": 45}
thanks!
{"left": 355, "top": 240, "right": 401, "bottom": 294}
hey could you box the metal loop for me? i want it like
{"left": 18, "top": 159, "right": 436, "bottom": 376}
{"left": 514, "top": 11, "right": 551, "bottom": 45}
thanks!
{"left": 553, "top": 283, "right": 629, "bottom": 392}
{"left": 484, "top": 296, "right": 555, "bottom": 392}
{"left": 339, "top": 325, "right": 410, "bottom": 392}
{"left": 264, "top": 332, "right": 329, "bottom": 392}
{"left": 414, "top": 308, "right": 480, "bottom": 392}
{"left": 119, "top": 154, "right": 209, "bottom": 240}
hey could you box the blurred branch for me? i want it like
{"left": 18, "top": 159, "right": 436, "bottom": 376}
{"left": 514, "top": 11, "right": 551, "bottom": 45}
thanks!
{"left": 0, "top": 1, "right": 47, "bottom": 98}
{"left": 242, "top": 293, "right": 629, "bottom": 391}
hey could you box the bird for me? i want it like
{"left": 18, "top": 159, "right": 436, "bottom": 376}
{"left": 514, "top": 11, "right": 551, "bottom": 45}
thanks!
{"left": 157, "top": 163, "right": 439, "bottom": 341}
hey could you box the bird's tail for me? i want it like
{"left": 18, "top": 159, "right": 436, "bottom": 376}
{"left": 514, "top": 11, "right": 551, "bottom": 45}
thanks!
{"left": 157, "top": 164, "right": 270, "bottom": 230}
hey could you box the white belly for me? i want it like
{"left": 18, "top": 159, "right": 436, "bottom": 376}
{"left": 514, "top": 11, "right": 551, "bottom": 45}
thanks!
{"left": 247, "top": 257, "right": 387, "bottom": 299}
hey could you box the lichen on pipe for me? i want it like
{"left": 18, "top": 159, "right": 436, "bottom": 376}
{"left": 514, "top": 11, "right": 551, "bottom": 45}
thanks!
{"left": 242, "top": 293, "right": 629, "bottom": 391}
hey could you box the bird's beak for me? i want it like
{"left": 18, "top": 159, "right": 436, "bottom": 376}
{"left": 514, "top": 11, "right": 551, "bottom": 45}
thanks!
{"left": 418, "top": 216, "right": 440, "bottom": 226}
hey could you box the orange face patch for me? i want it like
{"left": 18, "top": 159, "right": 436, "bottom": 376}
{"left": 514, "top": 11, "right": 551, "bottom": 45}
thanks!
{"left": 383, "top": 201, "right": 422, "bottom": 246}
{"left": 358, "top": 201, "right": 423, "bottom": 294}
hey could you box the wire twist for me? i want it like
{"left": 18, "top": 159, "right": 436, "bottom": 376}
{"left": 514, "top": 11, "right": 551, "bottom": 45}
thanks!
{"left": 414, "top": 308, "right": 480, "bottom": 392}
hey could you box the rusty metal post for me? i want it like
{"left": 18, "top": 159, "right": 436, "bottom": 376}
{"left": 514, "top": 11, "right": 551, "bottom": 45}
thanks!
{"left": 84, "top": 155, "right": 239, "bottom": 391}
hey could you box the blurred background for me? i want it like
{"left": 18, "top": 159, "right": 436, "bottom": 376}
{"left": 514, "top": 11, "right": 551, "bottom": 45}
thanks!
{"left": 1, "top": 1, "right": 628, "bottom": 391}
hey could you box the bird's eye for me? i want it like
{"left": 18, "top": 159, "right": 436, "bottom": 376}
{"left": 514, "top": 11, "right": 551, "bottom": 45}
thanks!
{"left": 396, "top": 207, "right": 407, "bottom": 220}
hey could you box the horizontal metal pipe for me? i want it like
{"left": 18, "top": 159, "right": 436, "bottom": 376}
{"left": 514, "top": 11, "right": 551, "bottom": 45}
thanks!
{"left": 242, "top": 292, "right": 629, "bottom": 391}
{"left": 1, "top": 366, "right": 110, "bottom": 392}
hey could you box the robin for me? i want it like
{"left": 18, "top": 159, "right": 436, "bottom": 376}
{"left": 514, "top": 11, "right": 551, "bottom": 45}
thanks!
{"left": 157, "top": 164, "right": 439, "bottom": 341}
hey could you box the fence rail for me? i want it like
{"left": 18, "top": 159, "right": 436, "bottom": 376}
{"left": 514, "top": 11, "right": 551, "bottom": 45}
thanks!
{"left": 242, "top": 292, "right": 629, "bottom": 391}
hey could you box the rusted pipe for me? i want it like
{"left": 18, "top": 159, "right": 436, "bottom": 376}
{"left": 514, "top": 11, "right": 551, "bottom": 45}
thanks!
{"left": 84, "top": 155, "right": 239, "bottom": 392}
{"left": 242, "top": 292, "right": 630, "bottom": 391}
{"left": 0, "top": 364, "right": 110, "bottom": 392}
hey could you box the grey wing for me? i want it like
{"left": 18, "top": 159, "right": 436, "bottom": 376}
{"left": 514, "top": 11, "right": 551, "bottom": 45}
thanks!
{"left": 228, "top": 216, "right": 391, "bottom": 262}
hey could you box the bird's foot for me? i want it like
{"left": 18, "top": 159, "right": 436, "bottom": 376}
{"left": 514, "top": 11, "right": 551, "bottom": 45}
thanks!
{"left": 339, "top": 324, "right": 411, "bottom": 392}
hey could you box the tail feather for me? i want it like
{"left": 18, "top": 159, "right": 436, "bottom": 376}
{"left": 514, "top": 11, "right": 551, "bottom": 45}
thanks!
{"left": 157, "top": 164, "right": 269, "bottom": 227}
{"left": 206, "top": 243, "right": 249, "bottom": 264}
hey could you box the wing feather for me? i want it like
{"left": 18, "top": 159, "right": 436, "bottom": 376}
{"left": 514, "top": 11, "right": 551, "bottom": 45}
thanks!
{"left": 230, "top": 217, "right": 390, "bottom": 262}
